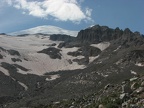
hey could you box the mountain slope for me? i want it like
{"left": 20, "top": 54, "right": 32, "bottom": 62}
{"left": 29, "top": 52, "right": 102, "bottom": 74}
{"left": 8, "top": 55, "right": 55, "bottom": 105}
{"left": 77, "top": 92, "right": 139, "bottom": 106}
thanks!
{"left": 0, "top": 34, "right": 86, "bottom": 75}
{"left": 9, "top": 25, "right": 78, "bottom": 37}
{"left": 0, "top": 25, "right": 144, "bottom": 108}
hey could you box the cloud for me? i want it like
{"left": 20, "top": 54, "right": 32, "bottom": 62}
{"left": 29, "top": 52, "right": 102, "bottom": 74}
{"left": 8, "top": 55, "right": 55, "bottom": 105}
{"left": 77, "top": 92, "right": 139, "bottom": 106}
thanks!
{"left": 86, "top": 8, "right": 92, "bottom": 17}
{"left": 5, "top": 0, "right": 92, "bottom": 23}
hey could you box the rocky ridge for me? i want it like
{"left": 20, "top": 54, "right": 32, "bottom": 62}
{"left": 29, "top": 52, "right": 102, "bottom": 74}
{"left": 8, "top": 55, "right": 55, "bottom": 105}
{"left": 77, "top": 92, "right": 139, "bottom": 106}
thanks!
{"left": 77, "top": 25, "right": 144, "bottom": 45}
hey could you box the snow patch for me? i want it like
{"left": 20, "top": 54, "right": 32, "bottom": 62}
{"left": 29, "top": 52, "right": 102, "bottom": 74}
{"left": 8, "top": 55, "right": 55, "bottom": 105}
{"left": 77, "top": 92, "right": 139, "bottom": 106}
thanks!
{"left": 45, "top": 74, "right": 60, "bottom": 81}
{"left": 135, "top": 63, "right": 144, "bottom": 67}
{"left": 89, "top": 55, "right": 99, "bottom": 63}
{"left": 113, "top": 46, "right": 121, "bottom": 52}
{"left": 0, "top": 67, "right": 10, "bottom": 76}
{"left": 90, "top": 42, "right": 110, "bottom": 51}
{"left": 130, "top": 70, "right": 137, "bottom": 75}
{"left": 18, "top": 81, "right": 28, "bottom": 91}
{"left": 17, "top": 68, "right": 28, "bottom": 75}
{"left": 9, "top": 76, "right": 28, "bottom": 91}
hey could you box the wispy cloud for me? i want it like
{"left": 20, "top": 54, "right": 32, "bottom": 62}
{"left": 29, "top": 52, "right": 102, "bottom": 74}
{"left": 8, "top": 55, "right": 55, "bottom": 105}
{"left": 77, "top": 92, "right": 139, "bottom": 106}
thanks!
{"left": 4, "top": 0, "right": 92, "bottom": 23}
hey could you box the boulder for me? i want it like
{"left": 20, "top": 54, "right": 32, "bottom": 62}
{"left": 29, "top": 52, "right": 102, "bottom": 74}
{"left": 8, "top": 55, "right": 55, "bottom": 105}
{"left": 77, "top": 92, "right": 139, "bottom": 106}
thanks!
{"left": 135, "top": 87, "right": 144, "bottom": 94}
{"left": 119, "top": 93, "right": 126, "bottom": 100}
{"left": 98, "top": 104, "right": 105, "bottom": 108}
{"left": 122, "top": 102, "right": 129, "bottom": 108}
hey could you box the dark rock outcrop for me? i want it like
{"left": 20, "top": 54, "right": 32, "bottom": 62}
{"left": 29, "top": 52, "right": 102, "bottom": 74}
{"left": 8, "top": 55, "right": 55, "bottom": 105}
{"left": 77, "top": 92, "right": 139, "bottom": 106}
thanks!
{"left": 1, "top": 62, "right": 18, "bottom": 72}
{"left": 0, "top": 54, "right": 3, "bottom": 59}
{"left": 58, "top": 42, "right": 81, "bottom": 48}
{"left": 38, "top": 47, "right": 62, "bottom": 59}
{"left": 13, "top": 64, "right": 29, "bottom": 71}
{"left": 47, "top": 43, "right": 56, "bottom": 46}
{"left": 50, "top": 34, "right": 75, "bottom": 41}
{"left": 73, "top": 57, "right": 89, "bottom": 65}
{"left": 67, "top": 51, "right": 82, "bottom": 57}
{"left": 11, "top": 58, "right": 22, "bottom": 62}
{"left": 58, "top": 42, "right": 66, "bottom": 48}
{"left": 67, "top": 46, "right": 101, "bottom": 57}
{"left": 8, "top": 50, "right": 20, "bottom": 56}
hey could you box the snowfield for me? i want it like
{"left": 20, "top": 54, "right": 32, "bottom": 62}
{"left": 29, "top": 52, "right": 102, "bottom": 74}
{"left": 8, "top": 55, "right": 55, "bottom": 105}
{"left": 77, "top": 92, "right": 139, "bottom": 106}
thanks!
{"left": 0, "top": 34, "right": 87, "bottom": 76}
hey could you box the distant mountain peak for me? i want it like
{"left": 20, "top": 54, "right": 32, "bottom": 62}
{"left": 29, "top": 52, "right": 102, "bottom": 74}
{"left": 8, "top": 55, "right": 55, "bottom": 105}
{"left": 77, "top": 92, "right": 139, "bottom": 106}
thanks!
{"left": 9, "top": 25, "right": 78, "bottom": 37}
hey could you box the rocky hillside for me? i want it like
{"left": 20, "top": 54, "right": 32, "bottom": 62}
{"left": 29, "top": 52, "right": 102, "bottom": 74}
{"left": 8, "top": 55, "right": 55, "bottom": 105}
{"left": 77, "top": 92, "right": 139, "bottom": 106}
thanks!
{"left": 0, "top": 25, "right": 144, "bottom": 108}
{"left": 35, "top": 75, "right": 144, "bottom": 108}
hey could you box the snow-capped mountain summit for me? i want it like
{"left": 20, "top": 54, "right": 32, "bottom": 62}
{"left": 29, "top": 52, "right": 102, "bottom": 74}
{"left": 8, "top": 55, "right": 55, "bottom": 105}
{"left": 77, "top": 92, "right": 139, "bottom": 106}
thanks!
{"left": 9, "top": 25, "right": 78, "bottom": 37}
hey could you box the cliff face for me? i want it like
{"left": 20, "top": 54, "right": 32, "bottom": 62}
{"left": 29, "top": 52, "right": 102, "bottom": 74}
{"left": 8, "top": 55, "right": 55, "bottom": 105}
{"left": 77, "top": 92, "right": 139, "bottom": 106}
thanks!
{"left": 77, "top": 25, "right": 143, "bottom": 45}
{"left": 77, "top": 25, "right": 119, "bottom": 43}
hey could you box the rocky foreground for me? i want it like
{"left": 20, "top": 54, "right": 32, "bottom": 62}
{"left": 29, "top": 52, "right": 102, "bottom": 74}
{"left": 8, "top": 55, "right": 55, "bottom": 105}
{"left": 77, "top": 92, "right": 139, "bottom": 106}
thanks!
{"left": 36, "top": 75, "right": 144, "bottom": 108}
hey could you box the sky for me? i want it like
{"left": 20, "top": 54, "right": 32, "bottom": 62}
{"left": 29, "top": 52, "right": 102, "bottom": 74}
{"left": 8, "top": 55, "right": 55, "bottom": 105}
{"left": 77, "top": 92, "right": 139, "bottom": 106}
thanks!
{"left": 0, "top": 0, "right": 144, "bottom": 34}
